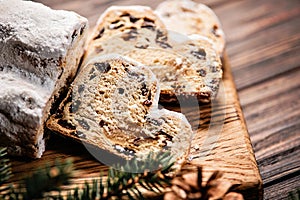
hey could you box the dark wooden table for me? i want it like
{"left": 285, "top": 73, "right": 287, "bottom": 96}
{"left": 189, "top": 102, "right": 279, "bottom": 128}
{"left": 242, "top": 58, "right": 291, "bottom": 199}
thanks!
{"left": 33, "top": 0, "right": 300, "bottom": 199}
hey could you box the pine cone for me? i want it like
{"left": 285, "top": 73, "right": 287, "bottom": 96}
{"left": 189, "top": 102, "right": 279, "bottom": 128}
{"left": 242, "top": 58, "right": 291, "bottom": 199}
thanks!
{"left": 164, "top": 166, "right": 244, "bottom": 200}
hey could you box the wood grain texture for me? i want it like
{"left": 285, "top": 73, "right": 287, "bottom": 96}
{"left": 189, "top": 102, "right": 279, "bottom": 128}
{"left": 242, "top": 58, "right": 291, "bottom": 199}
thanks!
{"left": 7, "top": 0, "right": 300, "bottom": 199}
{"left": 217, "top": 0, "right": 300, "bottom": 199}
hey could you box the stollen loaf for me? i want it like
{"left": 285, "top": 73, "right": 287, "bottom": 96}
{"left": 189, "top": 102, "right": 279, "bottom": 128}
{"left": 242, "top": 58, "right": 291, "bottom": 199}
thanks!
{"left": 46, "top": 54, "right": 193, "bottom": 161}
{"left": 0, "top": 0, "right": 88, "bottom": 158}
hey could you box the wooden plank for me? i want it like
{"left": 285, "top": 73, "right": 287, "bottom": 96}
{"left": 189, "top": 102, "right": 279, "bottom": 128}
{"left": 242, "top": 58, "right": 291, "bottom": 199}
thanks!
{"left": 207, "top": 0, "right": 300, "bottom": 89}
{"left": 206, "top": 1, "right": 300, "bottom": 198}
{"left": 263, "top": 174, "right": 300, "bottom": 200}
{"left": 238, "top": 67, "right": 300, "bottom": 199}
{"left": 188, "top": 54, "right": 263, "bottom": 200}
{"left": 7, "top": 52, "right": 262, "bottom": 199}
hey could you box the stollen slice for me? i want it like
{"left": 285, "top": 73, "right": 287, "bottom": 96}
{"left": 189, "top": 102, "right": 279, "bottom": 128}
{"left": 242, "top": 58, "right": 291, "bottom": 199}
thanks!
{"left": 46, "top": 54, "right": 193, "bottom": 166}
{"left": 85, "top": 25, "right": 222, "bottom": 103}
{"left": 156, "top": 0, "right": 226, "bottom": 55}
{"left": 83, "top": 5, "right": 167, "bottom": 65}
{"left": 89, "top": 5, "right": 166, "bottom": 42}
{"left": 83, "top": 6, "right": 222, "bottom": 103}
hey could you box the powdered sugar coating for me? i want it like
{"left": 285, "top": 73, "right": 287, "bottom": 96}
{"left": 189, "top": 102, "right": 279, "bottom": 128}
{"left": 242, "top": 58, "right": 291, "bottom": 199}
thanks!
{"left": 0, "top": 0, "right": 88, "bottom": 158}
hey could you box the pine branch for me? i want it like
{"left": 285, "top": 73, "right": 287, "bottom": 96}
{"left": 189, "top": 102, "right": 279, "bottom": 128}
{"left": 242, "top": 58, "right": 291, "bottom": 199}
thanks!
{"left": 22, "top": 159, "right": 73, "bottom": 200}
{"left": 60, "top": 151, "right": 175, "bottom": 200}
{"left": 288, "top": 188, "right": 300, "bottom": 200}
{"left": 0, "top": 147, "right": 12, "bottom": 196}
{"left": 0, "top": 156, "right": 73, "bottom": 200}
{"left": 0, "top": 148, "right": 12, "bottom": 184}
{"left": 0, "top": 147, "right": 244, "bottom": 200}
{"left": 0, "top": 149, "right": 174, "bottom": 199}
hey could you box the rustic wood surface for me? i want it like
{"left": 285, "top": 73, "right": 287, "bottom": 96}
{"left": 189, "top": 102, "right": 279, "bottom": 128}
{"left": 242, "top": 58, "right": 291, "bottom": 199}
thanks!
{"left": 7, "top": 0, "right": 300, "bottom": 199}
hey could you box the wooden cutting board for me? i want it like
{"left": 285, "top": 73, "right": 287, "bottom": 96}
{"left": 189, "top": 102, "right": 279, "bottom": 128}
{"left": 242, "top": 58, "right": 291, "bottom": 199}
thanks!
{"left": 8, "top": 53, "right": 262, "bottom": 200}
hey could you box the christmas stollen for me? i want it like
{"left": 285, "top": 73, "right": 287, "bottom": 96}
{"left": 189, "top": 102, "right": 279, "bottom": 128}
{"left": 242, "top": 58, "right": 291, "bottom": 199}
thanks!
{"left": 0, "top": 0, "right": 88, "bottom": 158}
